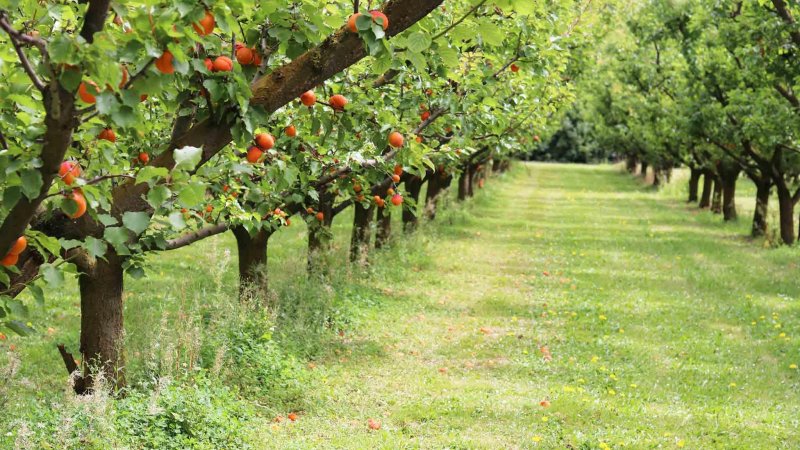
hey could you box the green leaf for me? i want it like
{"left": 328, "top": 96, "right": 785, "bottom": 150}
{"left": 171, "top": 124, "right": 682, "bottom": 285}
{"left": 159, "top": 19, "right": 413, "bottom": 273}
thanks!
{"left": 6, "top": 299, "right": 28, "bottom": 317}
{"left": 479, "top": 23, "right": 505, "bottom": 47}
{"left": 6, "top": 320, "right": 35, "bottom": 336}
{"left": 168, "top": 211, "right": 187, "bottom": 230}
{"left": 174, "top": 146, "right": 202, "bottom": 171}
{"left": 41, "top": 264, "right": 64, "bottom": 289}
{"left": 83, "top": 236, "right": 107, "bottom": 259}
{"left": 177, "top": 182, "right": 207, "bottom": 208}
{"left": 122, "top": 211, "right": 150, "bottom": 235}
{"left": 147, "top": 185, "right": 171, "bottom": 209}
{"left": 407, "top": 32, "right": 432, "bottom": 53}
{"left": 28, "top": 284, "right": 45, "bottom": 306}
{"left": 20, "top": 169, "right": 43, "bottom": 200}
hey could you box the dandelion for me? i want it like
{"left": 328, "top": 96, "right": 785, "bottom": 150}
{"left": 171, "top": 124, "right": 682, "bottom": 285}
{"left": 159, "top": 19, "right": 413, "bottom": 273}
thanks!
{"left": 677, "top": 439, "right": 685, "bottom": 448}
{"left": 608, "top": 388, "right": 616, "bottom": 396}
{"left": 532, "top": 435, "right": 542, "bottom": 443}
{"left": 599, "top": 442, "right": 611, "bottom": 450}
{"left": 591, "top": 355, "right": 600, "bottom": 363}
{"left": 729, "top": 382, "right": 737, "bottom": 388}
{"left": 599, "top": 314, "right": 607, "bottom": 321}
{"left": 630, "top": 383, "right": 637, "bottom": 388}
{"left": 619, "top": 328, "right": 625, "bottom": 333}
{"left": 779, "top": 332, "right": 786, "bottom": 338}
{"left": 790, "top": 364, "right": 798, "bottom": 369}
{"left": 541, "top": 416, "right": 549, "bottom": 422}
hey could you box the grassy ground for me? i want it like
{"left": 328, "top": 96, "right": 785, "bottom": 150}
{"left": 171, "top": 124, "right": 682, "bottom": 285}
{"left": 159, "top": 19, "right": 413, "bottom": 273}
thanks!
{"left": 3, "top": 163, "right": 800, "bottom": 448}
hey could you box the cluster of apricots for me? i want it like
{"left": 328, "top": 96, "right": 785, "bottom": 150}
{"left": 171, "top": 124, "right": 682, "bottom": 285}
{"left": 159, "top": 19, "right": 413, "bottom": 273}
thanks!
{"left": 57, "top": 162, "right": 88, "bottom": 219}
{"left": 306, "top": 207, "right": 325, "bottom": 222}
{"left": 346, "top": 10, "right": 389, "bottom": 33}
{"left": 1, "top": 236, "right": 27, "bottom": 267}
{"left": 246, "top": 132, "right": 275, "bottom": 163}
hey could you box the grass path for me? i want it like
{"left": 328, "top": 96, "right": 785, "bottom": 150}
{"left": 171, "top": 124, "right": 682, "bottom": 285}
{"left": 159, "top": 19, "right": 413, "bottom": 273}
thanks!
{"left": 262, "top": 163, "right": 800, "bottom": 449}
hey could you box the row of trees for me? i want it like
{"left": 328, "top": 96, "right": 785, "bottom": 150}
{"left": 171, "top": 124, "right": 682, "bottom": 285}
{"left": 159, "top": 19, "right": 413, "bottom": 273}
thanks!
{"left": 582, "top": 0, "right": 800, "bottom": 244}
{"left": 0, "top": 0, "right": 596, "bottom": 392}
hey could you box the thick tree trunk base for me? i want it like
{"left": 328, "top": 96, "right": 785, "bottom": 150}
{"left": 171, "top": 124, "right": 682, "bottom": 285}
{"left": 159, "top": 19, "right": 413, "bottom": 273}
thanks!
{"left": 350, "top": 202, "right": 374, "bottom": 264}
{"left": 233, "top": 227, "right": 270, "bottom": 301}
{"left": 699, "top": 170, "right": 713, "bottom": 209}
{"left": 688, "top": 167, "right": 701, "bottom": 203}
{"left": 402, "top": 175, "right": 424, "bottom": 232}
{"left": 711, "top": 177, "right": 722, "bottom": 214}
{"left": 78, "top": 250, "right": 125, "bottom": 393}
{"left": 752, "top": 180, "right": 771, "bottom": 238}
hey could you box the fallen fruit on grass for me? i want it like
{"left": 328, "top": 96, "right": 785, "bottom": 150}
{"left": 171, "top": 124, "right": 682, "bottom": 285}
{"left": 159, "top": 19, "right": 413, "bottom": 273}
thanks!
{"left": 540, "top": 399, "right": 551, "bottom": 408}
{"left": 367, "top": 418, "right": 381, "bottom": 430}
{"left": 287, "top": 412, "right": 298, "bottom": 421}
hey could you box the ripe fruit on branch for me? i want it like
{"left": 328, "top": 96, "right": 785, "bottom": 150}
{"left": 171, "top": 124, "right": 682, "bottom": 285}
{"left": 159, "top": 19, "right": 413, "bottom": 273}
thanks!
{"left": 255, "top": 133, "right": 275, "bottom": 150}
{"left": 193, "top": 10, "right": 215, "bottom": 36}
{"left": 235, "top": 44, "right": 255, "bottom": 65}
{"left": 394, "top": 165, "right": 403, "bottom": 176}
{"left": 388, "top": 131, "right": 404, "bottom": 148}
{"left": 118, "top": 66, "right": 129, "bottom": 88}
{"left": 373, "top": 195, "right": 381, "bottom": 203}
{"left": 138, "top": 152, "right": 150, "bottom": 164}
{"left": 391, "top": 174, "right": 400, "bottom": 183}
{"left": 510, "top": 63, "right": 519, "bottom": 73}
{"left": 353, "top": 183, "right": 362, "bottom": 193}
{"left": 285, "top": 125, "right": 297, "bottom": 137}
{"left": 213, "top": 56, "right": 233, "bottom": 72}
{"left": 329, "top": 94, "right": 348, "bottom": 111}
{"left": 415, "top": 135, "right": 423, "bottom": 143}
{"left": 246, "top": 146, "right": 263, "bottom": 163}
{"left": 78, "top": 81, "right": 98, "bottom": 104}
{"left": 315, "top": 212, "right": 324, "bottom": 221}
{"left": 98, "top": 128, "right": 116, "bottom": 143}
{"left": 391, "top": 194, "right": 403, "bottom": 206}
{"left": 347, "top": 13, "right": 362, "bottom": 33}
{"left": 1, "top": 253, "right": 18, "bottom": 267}
{"left": 387, "top": 188, "right": 395, "bottom": 195}
{"left": 533, "top": 135, "right": 541, "bottom": 142}
{"left": 59, "top": 161, "right": 81, "bottom": 185}
{"left": 65, "top": 190, "right": 87, "bottom": 219}
{"left": 420, "top": 111, "right": 430, "bottom": 121}
{"left": 203, "top": 58, "right": 214, "bottom": 71}
{"left": 300, "top": 90, "right": 316, "bottom": 107}
{"left": 9, "top": 236, "right": 27, "bottom": 256}
{"left": 155, "top": 50, "right": 175, "bottom": 74}
{"left": 369, "top": 11, "right": 389, "bottom": 30}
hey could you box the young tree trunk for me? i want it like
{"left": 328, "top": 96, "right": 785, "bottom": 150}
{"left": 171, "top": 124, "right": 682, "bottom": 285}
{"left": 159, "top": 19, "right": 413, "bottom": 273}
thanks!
{"left": 467, "top": 164, "right": 476, "bottom": 198}
{"left": 307, "top": 190, "right": 335, "bottom": 272}
{"left": 625, "top": 155, "right": 638, "bottom": 173}
{"left": 492, "top": 158, "right": 502, "bottom": 172}
{"left": 699, "top": 169, "right": 713, "bottom": 208}
{"left": 232, "top": 226, "right": 270, "bottom": 300}
{"left": 402, "top": 174, "right": 424, "bottom": 232}
{"left": 720, "top": 166, "right": 740, "bottom": 221}
{"left": 752, "top": 178, "right": 771, "bottom": 238}
{"left": 77, "top": 249, "right": 125, "bottom": 392}
{"left": 711, "top": 176, "right": 722, "bottom": 214}
{"left": 350, "top": 201, "right": 374, "bottom": 264}
{"left": 776, "top": 183, "right": 796, "bottom": 245}
{"left": 688, "top": 167, "right": 701, "bottom": 203}
{"left": 640, "top": 161, "right": 649, "bottom": 178}
{"left": 457, "top": 166, "right": 470, "bottom": 201}
{"left": 375, "top": 205, "right": 392, "bottom": 249}
{"left": 653, "top": 169, "right": 662, "bottom": 187}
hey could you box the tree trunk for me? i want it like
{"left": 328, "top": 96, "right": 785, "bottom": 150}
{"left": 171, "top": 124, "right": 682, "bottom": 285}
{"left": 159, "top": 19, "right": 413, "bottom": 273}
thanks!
{"left": 402, "top": 175, "right": 424, "bottom": 232}
{"left": 350, "top": 201, "right": 374, "bottom": 264}
{"left": 752, "top": 178, "right": 771, "bottom": 238}
{"left": 711, "top": 176, "right": 722, "bottom": 214}
{"left": 720, "top": 166, "right": 740, "bottom": 221}
{"left": 625, "top": 155, "right": 638, "bottom": 173}
{"left": 232, "top": 226, "right": 270, "bottom": 300}
{"left": 640, "top": 161, "right": 649, "bottom": 178}
{"left": 78, "top": 249, "right": 125, "bottom": 392}
{"left": 492, "top": 158, "right": 502, "bottom": 172}
{"left": 457, "top": 166, "right": 470, "bottom": 201}
{"left": 699, "top": 169, "right": 713, "bottom": 208}
{"left": 653, "top": 169, "right": 662, "bottom": 187}
{"left": 308, "top": 190, "right": 335, "bottom": 272}
{"left": 688, "top": 167, "right": 701, "bottom": 203}
{"left": 375, "top": 205, "right": 392, "bottom": 249}
{"left": 776, "top": 182, "right": 796, "bottom": 245}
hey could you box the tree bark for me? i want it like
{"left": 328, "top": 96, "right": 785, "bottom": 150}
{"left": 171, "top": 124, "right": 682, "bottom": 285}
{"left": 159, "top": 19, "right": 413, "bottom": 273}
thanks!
{"left": 699, "top": 169, "right": 713, "bottom": 208}
{"left": 402, "top": 174, "right": 424, "bottom": 232}
{"left": 350, "top": 201, "right": 374, "bottom": 264}
{"left": 640, "top": 161, "right": 649, "bottom": 178}
{"left": 720, "top": 165, "right": 740, "bottom": 221}
{"left": 653, "top": 169, "right": 662, "bottom": 187}
{"left": 752, "top": 178, "right": 771, "bottom": 238}
{"left": 375, "top": 205, "right": 392, "bottom": 249}
{"left": 308, "top": 190, "right": 335, "bottom": 272}
{"left": 625, "top": 155, "right": 638, "bottom": 173}
{"left": 467, "top": 164, "right": 476, "bottom": 197}
{"left": 77, "top": 249, "right": 125, "bottom": 392}
{"left": 776, "top": 182, "right": 796, "bottom": 245}
{"left": 688, "top": 167, "right": 701, "bottom": 202}
{"left": 492, "top": 158, "right": 502, "bottom": 172}
{"left": 232, "top": 226, "right": 270, "bottom": 300}
{"left": 457, "top": 166, "right": 470, "bottom": 201}
{"left": 711, "top": 176, "right": 722, "bottom": 214}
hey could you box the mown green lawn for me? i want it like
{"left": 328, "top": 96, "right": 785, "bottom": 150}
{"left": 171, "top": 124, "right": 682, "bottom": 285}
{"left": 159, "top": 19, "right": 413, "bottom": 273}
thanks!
{"left": 3, "top": 163, "right": 799, "bottom": 449}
